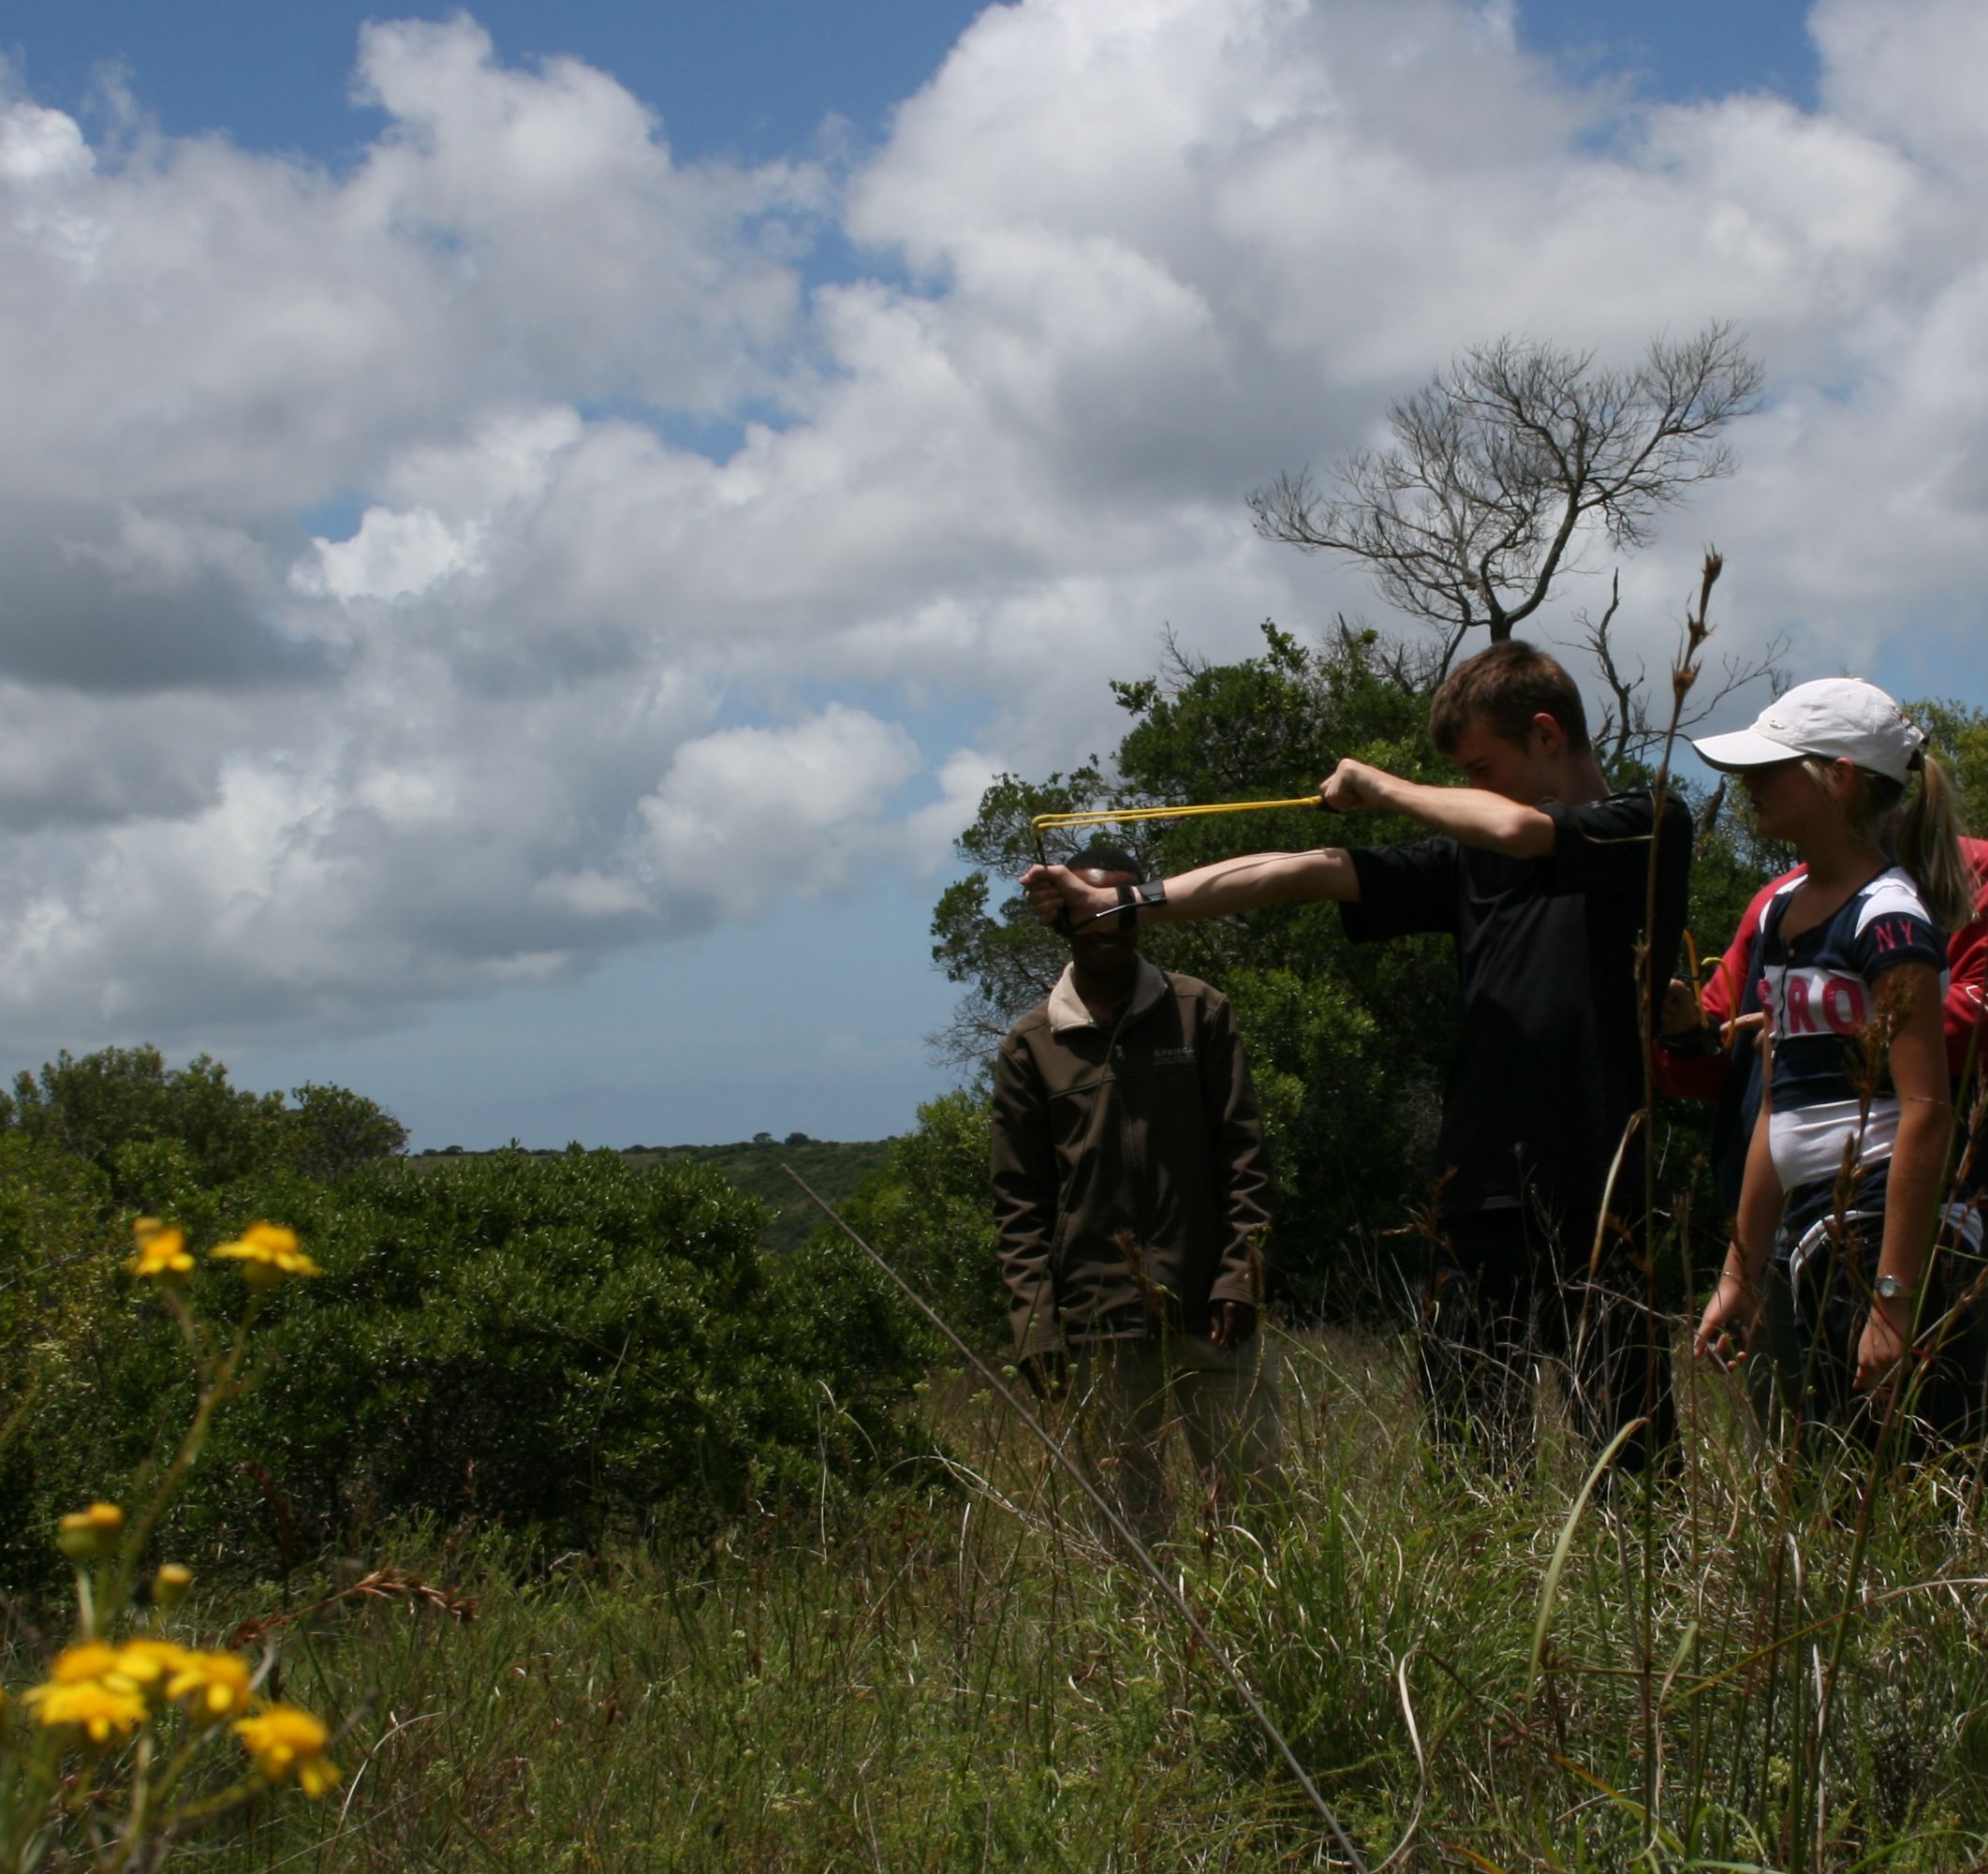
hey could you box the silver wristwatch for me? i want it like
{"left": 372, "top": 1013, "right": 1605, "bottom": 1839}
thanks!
{"left": 1873, "top": 1274, "right": 1915, "bottom": 1303}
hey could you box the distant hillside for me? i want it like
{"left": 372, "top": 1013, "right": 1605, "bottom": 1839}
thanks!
{"left": 405, "top": 1136, "right": 892, "bottom": 1254}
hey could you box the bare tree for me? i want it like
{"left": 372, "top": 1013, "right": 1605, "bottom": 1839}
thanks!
{"left": 1578, "top": 568, "right": 1789, "bottom": 769}
{"left": 1249, "top": 323, "right": 1764, "bottom": 664}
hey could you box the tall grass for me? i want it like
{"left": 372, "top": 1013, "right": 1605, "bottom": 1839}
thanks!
{"left": 14, "top": 1321, "right": 1983, "bottom": 1872}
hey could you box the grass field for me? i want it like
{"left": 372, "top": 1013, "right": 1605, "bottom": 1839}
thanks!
{"left": 30, "top": 1322, "right": 1987, "bottom": 1872}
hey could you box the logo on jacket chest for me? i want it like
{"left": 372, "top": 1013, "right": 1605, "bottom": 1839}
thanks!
{"left": 1143, "top": 1044, "right": 1198, "bottom": 1069}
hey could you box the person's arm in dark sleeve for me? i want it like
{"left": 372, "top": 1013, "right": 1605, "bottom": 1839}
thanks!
{"left": 1200, "top": 992, "right": 1273, "bottom": 1337}
{"left": 990, "top": 1033, "right": 1065, "bottom": 1363}
{"left": 1339, "top": 838, "right": 1462, "bottom": 943}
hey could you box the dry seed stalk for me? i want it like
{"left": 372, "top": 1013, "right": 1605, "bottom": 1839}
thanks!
{"left": 228, "top": 1566, "right": 478, "bottom": 1649}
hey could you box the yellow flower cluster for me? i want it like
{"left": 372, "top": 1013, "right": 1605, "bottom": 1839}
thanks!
{"left": 20, "top": 1637, "right": 338, "bottom": 1793}
{"left": 126, "top": 1216, "right": 325, "bottom": 1291}
{"left": 233, "top": 1704, "right": 343, "bottom": 1797}
{"left": 56, "top": 1500, "right": 125, "bottom": 1562}
{"left": 22, "top": 1678, "right": 147, "bottom": 1744}
{"left": 210, "top": 1221, "right": 323, "bottom": 1290}
{"left": 127, "top": 1217, "right": 195, "bottom": 1281}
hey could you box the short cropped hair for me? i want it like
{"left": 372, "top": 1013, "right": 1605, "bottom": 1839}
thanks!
{"left": 1070, "top": 844, "right": 1142, "bottom": 882}
{"left": 1428, "top": 639, "right": 1591, "bottom": 756}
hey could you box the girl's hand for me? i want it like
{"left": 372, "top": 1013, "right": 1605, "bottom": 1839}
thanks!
{"left": 1694, "top": 1269, "right": 1760, "bottom": 1368}
{"left": 1659, "top": 977, "right": 1701, "bottom": 1040}
{"left": 1855, "top": 1295, "right": 1912, "bottom": 1394}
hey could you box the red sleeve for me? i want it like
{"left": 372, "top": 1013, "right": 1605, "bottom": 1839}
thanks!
{"left": 1654, "top": 872, "right": 1792, "bottom": 1102}
{"left": 1944, "top": 839, "right": 1988, "bottom": 1079}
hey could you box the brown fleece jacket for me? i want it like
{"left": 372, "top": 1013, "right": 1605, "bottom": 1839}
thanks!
{"left": 991, "top": 956, "right": 1273, "bottom": 1359}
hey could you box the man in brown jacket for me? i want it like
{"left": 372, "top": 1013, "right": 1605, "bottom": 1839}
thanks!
{"left": 992, "top": 845, "right": 1279, "bottom": 1547}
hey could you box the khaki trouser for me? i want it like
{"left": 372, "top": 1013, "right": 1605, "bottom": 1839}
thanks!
{"left": 1064, "top": 1331, "right": 1283, "bottom": 1550}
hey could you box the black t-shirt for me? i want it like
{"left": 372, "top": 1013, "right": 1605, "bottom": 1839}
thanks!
{"left": 1341, "top": 789, "right": 1693, "bottom": 1221}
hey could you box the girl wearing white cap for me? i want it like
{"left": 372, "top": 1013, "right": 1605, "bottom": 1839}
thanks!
{"left": 1690, "top": 677, "right": 1973, "bottom": 1428}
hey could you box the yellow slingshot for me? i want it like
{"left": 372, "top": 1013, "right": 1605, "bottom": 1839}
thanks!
{"left": 1029, "top": 794, "right": 1323, "bottom": 840}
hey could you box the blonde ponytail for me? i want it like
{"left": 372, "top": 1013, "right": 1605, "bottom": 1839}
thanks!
{"left": 1899, "top": 752, "right": 1974, "bottom": 934}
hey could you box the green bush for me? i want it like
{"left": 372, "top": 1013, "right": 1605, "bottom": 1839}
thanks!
{"left": 1, "top": 1046, "right": 406, "bottom": 1204}
{"left": 0, "top": 1134, "right": 121, "bottom": 1591}
{"left": 6, "top": 1151, "right": 930, "bottom": 1586}
{"left": 821, "top": 1090, "right": 1004, "bottom": 1350}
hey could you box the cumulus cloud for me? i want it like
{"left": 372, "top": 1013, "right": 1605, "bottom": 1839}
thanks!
{"left": 1, "top": 0, "right": 1986, "bottom": 1056}
{"left": 638, "top": 705, "right": 924, "bottom": 921}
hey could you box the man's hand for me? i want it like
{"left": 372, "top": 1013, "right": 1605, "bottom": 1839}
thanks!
{"left": 1319, "top": 758, "right": 1391, "bottom": 813}
{"left": 1022, "top": 863, "right": 1112, "bottom": 932}
{"left": 1693, "top": 1268, "right": 1759, "bottom": 1368}
{"left": 1855, "top": 1295, "right": 1912, "bottom": 1394}
{"left": 1019, "top": 1348, "right": 1070, "bottom": 1402}
{"left": 1210, "top": 1301, "right": 1258, "bottom": 1348}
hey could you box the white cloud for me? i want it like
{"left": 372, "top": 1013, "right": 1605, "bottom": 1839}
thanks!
{"left": 297, "top": 505, "right": 487, "bottom": 604}
{"left": 638, "top": 705, "right": 923, "bottom": 920}
{"left": 1814, "top": 0, "right": 1988, "bottom": 178}
{"left": 0, "top": 98, "right": 94, "bottom": 182}
{"left": 1, "top": 0, "right": 1986, "bottom": 1056}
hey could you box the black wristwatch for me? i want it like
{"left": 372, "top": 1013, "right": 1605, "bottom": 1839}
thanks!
{"left": 1112, "top": 879, "right": 1168, "bottom": 932}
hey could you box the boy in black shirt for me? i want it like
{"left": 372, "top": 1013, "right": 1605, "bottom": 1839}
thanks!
{"left": 1024, "top": 641, "right": 1688, "bottom": 1470}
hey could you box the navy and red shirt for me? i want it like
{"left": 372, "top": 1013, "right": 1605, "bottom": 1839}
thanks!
{"left": 1758, "top": 865, "right": 1948, "bottom": 1237}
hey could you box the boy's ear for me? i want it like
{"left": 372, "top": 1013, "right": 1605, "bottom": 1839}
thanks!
{"left": 1529, "top": 712, "right": 1565, "bottom": 757}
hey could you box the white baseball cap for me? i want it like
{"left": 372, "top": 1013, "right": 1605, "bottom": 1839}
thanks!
{"left": 1691, "top": 678, "right": 1926, "bottom": 784}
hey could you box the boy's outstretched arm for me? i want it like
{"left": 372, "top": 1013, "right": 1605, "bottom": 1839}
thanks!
{"left": 1021, "top": 752, "right": 1556, "bottom": 931}
{"left": 1023, "top": 846, "right": 1359, "bottom": 930}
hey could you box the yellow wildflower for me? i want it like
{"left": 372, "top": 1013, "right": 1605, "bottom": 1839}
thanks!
{"left": 56, "top": 1503, "right": 125, "bottom": 1562}
{"left": 154, "top": 1562, "right": 194, "bottom": 1611}
{"left": 112, "top": 1639, "right": 191, "bottom": 1701}
{"left": 23, "top": 1678, "right": 148, "bottom": 1744}
{"left": 128, "top": 1222, "right": 194, "bottom": 1282}
{"left": 59, "top": 1502, "right": 124, "bottom": 1535}
{"left": 210, "top": 1222, "right": 321, "bottom": 1290}
{"left": 234, "top": 1704, "right": 341, "bottom": 1796}
{"left": 166, "top": 1649, "right": 253, "bottom": 1719}
{"left": 47, "top": 1643, "right": 125, "bottom": 1685}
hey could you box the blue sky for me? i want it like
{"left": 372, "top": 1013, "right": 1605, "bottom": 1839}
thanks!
{"left": 2, "top": 0, "right": 1983, "bottom": 1147}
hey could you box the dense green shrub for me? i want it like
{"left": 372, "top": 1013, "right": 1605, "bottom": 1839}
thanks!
{"left": 820, "top": 1090, "right": 1005, "bottom": 1350}
{"left": 6, "top": 1151, "right": 928, "bottom": 1586}
{"left": 0, "top": 1046, "right": 406, "bottom": 1204}
{"left": 0, "top": 1135, "right": 122, "bottom": 1591}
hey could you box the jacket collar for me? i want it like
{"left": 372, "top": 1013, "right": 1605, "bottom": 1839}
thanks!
{"left": 1046, "top": 954, "right": 1171, "bottom": 1035}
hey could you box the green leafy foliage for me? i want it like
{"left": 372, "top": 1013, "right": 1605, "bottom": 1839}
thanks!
{"left": 0, "top": 1046, "right": 406, "bottom": 1204}
{"left": 0, "top": 1134, "right": 118, "bottom": 1586}
{"left": 406, "top": 1138, "right": 891, "bottom": 1255}
{"left": 821, "top": 1091, "right": 1004, "bottom": 1349}
{"left": 1914, "top": 696, "right": 1988, "bottom": 832}
{"left": 7, "top": 1151, "right": 927, "bottom": 1584}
